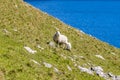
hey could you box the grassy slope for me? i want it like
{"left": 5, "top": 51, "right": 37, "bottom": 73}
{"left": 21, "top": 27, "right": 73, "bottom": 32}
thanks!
{"left": 0, "top": 0, "right": 120, "bottom": 80}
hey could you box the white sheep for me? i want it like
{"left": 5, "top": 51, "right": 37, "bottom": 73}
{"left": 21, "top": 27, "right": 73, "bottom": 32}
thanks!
{"left": 66, "top": 42, "right": 72, "bottom": 51}
{"left": 53, "top": 31, "right": 71, "bottom": 50}
{"left": 53, "top": 31, "right": 68, "bottom": 45}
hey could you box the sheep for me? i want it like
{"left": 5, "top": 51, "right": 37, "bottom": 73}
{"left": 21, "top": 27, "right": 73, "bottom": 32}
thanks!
{"left": 53, "top": 31, "right": 68, "bottom": 45}
{"left": 66, "top": 42, "right": 72, "bottom": 51}
{"left": 53, "top": 31, "right": 71, "bottom": 50}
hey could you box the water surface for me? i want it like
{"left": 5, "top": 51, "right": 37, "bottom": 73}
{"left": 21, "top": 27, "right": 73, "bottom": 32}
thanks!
{"left": 25, "top": 0, "right": 120, "bottom": 48}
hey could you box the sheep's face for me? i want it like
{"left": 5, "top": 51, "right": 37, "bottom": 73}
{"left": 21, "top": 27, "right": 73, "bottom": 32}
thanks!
{"left": 56, "top": 31, "right": 61, "bottom": 36}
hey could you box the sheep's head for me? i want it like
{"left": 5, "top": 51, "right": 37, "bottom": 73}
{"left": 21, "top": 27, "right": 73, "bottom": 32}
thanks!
{"left": 56, "top": 31, "right": 61, "bottom": 36}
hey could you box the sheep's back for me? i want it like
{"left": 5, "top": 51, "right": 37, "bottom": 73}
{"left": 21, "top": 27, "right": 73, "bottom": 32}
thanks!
{"left": 58, "top": 35, "right": 68, "bottom": 43}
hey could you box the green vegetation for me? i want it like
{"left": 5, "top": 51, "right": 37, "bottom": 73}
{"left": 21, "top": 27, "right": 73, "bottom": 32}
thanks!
{"left": 0, "top": 0, "right": 120, "bottom": 80}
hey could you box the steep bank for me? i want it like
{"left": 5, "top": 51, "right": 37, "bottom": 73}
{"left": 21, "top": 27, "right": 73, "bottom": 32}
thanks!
{"left": 0, "top": 0, "right": 120, "bottom": 80}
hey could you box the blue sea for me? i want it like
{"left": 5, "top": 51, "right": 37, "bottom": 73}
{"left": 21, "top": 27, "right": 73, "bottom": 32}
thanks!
{"left": 25, "top": 0, "right": 120, "bottom": 48}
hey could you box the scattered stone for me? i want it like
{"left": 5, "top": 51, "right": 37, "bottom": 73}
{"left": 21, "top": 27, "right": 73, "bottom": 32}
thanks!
{"left": 91, "top": 66, "right": 108, "bottom": 79}
{"left": 54, "top": 27, "right": 59, "bottom": 31}
{"left": 73, "top": 55, "right": 77, "bottom": 58}
{"left": 112, "top": 75, "right": 120, "bottom": 80}
{"left": 60, "top": 54, "right": 67, "bottom": 59}
{"left": 74, "top": 63, "right": 77, "bottom": 67}
{"left": 91, "top": 66, "right": 103, "bottom": 72}
{"left": 44, "top": 12, "right": 47, "bottom": 14}
{"left": 67, "top": 65, "right": 72, "bottom": 71}
{"left": 52, "top": 21, "right": 55, "bottom": 24}
{"left": 37, "top": 45, "right": 44, "bottom": 50}
{"left": 43, "top": 62, "right": 52, "bottom": 68}
{"left": 3, "top": 29, "right": 9, "bottom": 33}
{"left": 77, "top": 65, "right": 120, "bottom": 80}
{"left": 13, "top": 28, "right": 18, "bottom": 32}
{"left": 24, "top": 46, "right": 37, "bottom": 54}
{"left": 2, "top": 29, "right": 10, "bottom": 36}
{"left": 95, "top": 55, "right": 105, "bottom": 60}
{"left": 15, "top": 5, "right": 18, "bottom": 8}
{"left": 78, "top": 66, "right": 93, "bottom": 75}
{"left": 48, "top": 41, "right": 55, "bottom": 48}
{"left": 108, "top": 72, "right": 114, "bottom": 77}
{"left": 54, "top": 67, "right": 59, "bottom": 73}
{"left": 68, "top": 56, "right": 75, "bottom": 62}
{"left": 111, "top": 52, "right": 116, "bottom": 55}
{"left": 79, "top": 56, "right": 84, "bottom": 59}
{"left": 31, "top": 59, "right": 40, "bottom": 66}
{"left": 96, "top": 70, "right": 106, "bottom": 78}
{"left": 80, "top": 30, "right": 85, "bottom": 34}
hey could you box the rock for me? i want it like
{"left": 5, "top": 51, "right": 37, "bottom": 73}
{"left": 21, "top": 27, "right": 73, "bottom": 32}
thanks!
{"left": 112, "top": 75, "right": 120, "bottom": 80}
{"left": 91, "top": 66, "right": 103, "bottom": 72}
{"left": 43, "top": 62, "right": 52, "bottom": 68}
{"left": 80, "top": 30, "right": 85, "bottom": 34}
{"left": 67, "top": 65, "right": 72, "bottom": 71}
{"left": 15, "top": 5, "right": 18, "bottom": 8}
{"left": 108, "top": 72, "right": 114, "bottom": 77}
{"left": 2, "top": 29, "right": 10, "bottom": 36}
{"left": 31, "top": 59, "right": 40, "bottom": 66}
{"left": 68, "top": 56, "right": 75, "bottom": 62}
{"left": 24, "top": 46, "right": 37, "bottom": 54}
{"left": 95, "top": 55, "right": 105, "bottom": 60}
{"left": 74, "top": 63, "right": 77, "bottom": 67}
{"left": 78, "top": 66, "right": 93, "bottom": 75}
{"left": 96, "top": 70, "right": 107, "bottom": 78}
{"left": 60, "top": 54, "right": 67, "bottom": 59}
{"left": 91, "top": 66, "right": 108, "bottom": 79}
{"left": 3, "top": 29, "right": 9, "bottom": 33}
{"left": 48, "top": 41, "right": 55, "bottom": 48}
{"left": 111, "top": 52, "right": 116, "bottom": 55}
{"left": 54, "top": 67, "right": 59, "bottom": 73}
{"left": 37, "top": 45, "right": 44, "bottom": 50}
{"left": 13, "top": 28, "right": 18, "bottom": 32}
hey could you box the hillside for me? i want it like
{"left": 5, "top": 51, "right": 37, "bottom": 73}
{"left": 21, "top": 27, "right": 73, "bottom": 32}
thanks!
{"left": 0, "top": 0, "right": 120, "bottom": 80}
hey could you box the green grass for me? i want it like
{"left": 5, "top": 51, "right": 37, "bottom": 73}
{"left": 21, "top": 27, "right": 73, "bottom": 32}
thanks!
{"left": 0, "top": 0, "right": 120, "bottom": 80}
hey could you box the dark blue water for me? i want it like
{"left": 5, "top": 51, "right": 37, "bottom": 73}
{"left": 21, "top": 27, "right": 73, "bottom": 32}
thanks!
{"left": 25, "top": 0, "right": 120, "bottom": 48}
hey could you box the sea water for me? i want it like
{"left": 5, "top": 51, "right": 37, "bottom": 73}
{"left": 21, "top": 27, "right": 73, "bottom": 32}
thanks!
{"left": 25, "top": 0, "right": 120, "bottom": 48}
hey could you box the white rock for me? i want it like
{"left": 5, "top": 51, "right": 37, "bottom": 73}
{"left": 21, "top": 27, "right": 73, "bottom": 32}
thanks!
{"left": 67, "top": 65, "right": 72, "bottom": 71}
{"left": 96, "top": 70, "right": 106, "bottom": 77}
{"left": 112, "top": 76, "right": 120, "bottom": 80}
{"left": 95, "top": 55, "right": 105, "bottom": 60}
{"left": 68, "top": 56, "right": 75, "bottom": 62}
{"left": 79, "top": 56, "right": 84, "bottom": 59}
{"left": 111, "top": 52, "right": 116, "bottom": 55}
{"left": 52, "top": 21, "right": 55, "bottom": 24}
{"left": 24, "top": 46, "right": 37, "bottom": 54}
{"left": 31, "top": 59, "right": 40, "bottom": 66}
{"left": 37, "top": 45, "right": 44, "bottom": 50}
{"left": 91, "top": 66, "right": 108, "bottom": 78}
{"left": 108, "top": 72, "right": 115, "bottom": 77}
{"left": 74, "top": 63, "right": 77, "bottom": 67}
{"left": 60, "top": 54, "right": 67, "bottom": 59}
{"left": 78, "top": 66, "right": 93, "bottom": 75}
{"left": 3, "top": 29, "right": 9, "bottom": 33}
{"left": 15, "top": 5, "right": 18, "bottom": 8}
{"left": 80, "top": 30, "right": 85, "bottom": 34}
{"left": 43, "top": 62, "right": 52, "bottom": 68}
{"left": 48, "top": 41, "right": 55, "bottom": 48}
{"left": 92, "top": 66, "right": 103, "bottom": 72}
{"left": 54, "top": 67, "right": 59, "bottom": 73}
{"left": 13, "top": 28, "right": 18, "bottom": 32}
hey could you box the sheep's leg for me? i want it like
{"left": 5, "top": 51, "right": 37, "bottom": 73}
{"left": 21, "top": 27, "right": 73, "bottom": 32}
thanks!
{"left": 56, "top": 42, "right": 60, "bottom": 48}
{"left": 63, "top": 43, "right": 67, "bottom": 50}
